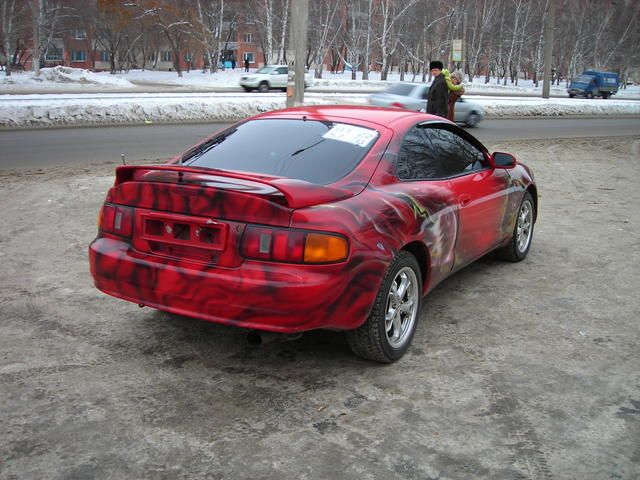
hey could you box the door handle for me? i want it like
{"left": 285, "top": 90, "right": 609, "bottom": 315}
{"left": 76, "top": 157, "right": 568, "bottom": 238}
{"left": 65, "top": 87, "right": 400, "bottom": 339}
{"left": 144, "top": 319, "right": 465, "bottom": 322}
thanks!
{"left": 459, "top": 194, "right": 471, "bottom": 207}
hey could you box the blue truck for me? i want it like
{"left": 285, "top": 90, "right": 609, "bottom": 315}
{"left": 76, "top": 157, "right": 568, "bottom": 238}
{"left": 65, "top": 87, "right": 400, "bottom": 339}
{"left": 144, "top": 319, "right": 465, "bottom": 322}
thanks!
{"left": 568, "top": 70, "right": 619, "bottom": 99}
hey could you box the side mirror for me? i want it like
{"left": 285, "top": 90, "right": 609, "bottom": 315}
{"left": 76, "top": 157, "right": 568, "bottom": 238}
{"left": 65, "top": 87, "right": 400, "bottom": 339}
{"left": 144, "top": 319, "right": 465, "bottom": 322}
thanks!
{"left": 492, "top": 152, "right": 517, "bottom": 168}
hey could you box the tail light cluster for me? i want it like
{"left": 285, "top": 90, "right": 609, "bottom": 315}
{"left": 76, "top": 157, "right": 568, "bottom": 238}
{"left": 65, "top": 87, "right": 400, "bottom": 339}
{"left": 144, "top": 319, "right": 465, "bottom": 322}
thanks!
{"left": 97, "top": 202, "right": 349, "bottom": 264}
{"left": 98, "top": 203, "right": 133, "bottom": 238}
{"left": 241, "top": 225, "right": 348, "bottom": 264}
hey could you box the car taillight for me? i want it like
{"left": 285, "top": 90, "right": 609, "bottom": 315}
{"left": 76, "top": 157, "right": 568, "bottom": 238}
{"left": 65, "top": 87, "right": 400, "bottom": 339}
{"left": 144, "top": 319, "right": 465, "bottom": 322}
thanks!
{"left": 98, "top": 203, "right": 133, "bottom": 238}
{"left": 390, "top": 102, "right": 405, "bottom": 109}
{"left": 241, "top": 226, "right": 348, "bottom": 264}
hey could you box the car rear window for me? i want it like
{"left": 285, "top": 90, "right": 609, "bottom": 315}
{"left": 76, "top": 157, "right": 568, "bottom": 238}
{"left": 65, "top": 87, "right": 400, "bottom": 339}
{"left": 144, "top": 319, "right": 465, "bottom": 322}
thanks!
{"left": 182, "top": 119, "right": 380, "bottom": 185}
{"left": 386, "top": 84, "right": 416, "bottom": 96}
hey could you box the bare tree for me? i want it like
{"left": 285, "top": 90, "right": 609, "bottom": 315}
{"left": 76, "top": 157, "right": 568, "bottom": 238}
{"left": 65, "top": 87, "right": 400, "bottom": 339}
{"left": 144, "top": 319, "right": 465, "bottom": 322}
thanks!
{"left": 308, "top": 0, "right": 341, "bottom": 78}
{"left": 376, "top": 0, "right": 419, "bottom": 80}
{"left": 340, "top": 0, "right": 369, "bottom": 80}
{"left": 137, "top": 0, "right": 195, "bottom": 77}
{"left": 194, "top": 0, "right": 224, "bottom": 73}
{"left": 1, "top": 0, "right": 16, "bottom": 75}
{"left": 31, "top": 0, "right": 66, "bottom": 76}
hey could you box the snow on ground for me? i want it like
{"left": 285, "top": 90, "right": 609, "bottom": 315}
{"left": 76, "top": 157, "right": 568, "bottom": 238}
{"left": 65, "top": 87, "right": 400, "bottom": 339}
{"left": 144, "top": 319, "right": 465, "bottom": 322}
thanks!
{"left": 1, "top": 91, "right": 639, "bottom": 129}
{"left": 1, "top": 67, "right": 639, "bottom": 128}
{"left": 3, "top": 66, "right": 639, "bottom": 96}
{"left": 0, "top": 66, "right": 134, "bottom": 90}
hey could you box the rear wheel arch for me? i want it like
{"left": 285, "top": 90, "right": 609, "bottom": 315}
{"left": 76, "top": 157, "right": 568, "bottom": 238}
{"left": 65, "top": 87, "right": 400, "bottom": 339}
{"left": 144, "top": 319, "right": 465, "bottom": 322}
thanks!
{"left": 401, "top": 241, "right": 430, "bottom": 293}
{"left": 526, "top": 185, "right": 538, "bottom": 222}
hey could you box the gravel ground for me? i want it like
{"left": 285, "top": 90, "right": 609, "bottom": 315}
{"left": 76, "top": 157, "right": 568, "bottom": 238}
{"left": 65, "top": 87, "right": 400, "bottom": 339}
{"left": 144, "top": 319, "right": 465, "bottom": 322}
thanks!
{"left": 1, "top": 136, "right": 639, "bottom": 479}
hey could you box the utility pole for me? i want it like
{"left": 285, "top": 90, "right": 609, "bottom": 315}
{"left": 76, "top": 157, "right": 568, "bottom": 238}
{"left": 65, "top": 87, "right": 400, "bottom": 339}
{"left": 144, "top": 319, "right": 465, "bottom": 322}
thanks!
{"left": 32, "top": 0, "right": 41, "bottom": 77}
{"left": 462, "top": 12, "right": 467, "bottom": 79}
{"left": 542, "top": 0, "right": 556, "bottom": 99}
{"left": 286, "top": 0, "right": 308, "bottom": 108}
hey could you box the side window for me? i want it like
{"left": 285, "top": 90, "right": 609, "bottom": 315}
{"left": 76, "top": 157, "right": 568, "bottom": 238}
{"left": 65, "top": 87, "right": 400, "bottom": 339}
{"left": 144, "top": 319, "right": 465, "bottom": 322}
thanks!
{"left": 426, "top": 128, "right": 466, "bottom": 177}
{"left": 396, "top": 126, "right": 445, "bottom": 180}
{"left": 276, "top": 67, "right": 288, "bottom": 75}
{"left": 459, "top": 136, "right": 488, "bottom": 172}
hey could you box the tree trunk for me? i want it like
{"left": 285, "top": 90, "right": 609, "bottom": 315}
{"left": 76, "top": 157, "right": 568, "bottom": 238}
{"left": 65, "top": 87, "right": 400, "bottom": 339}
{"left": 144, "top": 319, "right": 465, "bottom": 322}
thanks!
{"left": 277, "top": 0, "right": 289, "bottom": 64}
{"left": 32, "top": 0, "right": 41, "bottom": 76}
{"left": 362, "top": 0, "right": 373, "bottom": 80}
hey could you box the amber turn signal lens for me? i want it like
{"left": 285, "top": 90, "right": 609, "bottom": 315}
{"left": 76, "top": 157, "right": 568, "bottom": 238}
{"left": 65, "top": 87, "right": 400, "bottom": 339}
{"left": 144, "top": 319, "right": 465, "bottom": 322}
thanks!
{"left": 304, "top": 233, "right": 348, "bottom": 263}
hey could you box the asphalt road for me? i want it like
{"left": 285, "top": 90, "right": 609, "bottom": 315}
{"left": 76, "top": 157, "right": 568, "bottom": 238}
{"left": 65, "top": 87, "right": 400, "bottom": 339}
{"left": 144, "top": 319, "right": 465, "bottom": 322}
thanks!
{"left": 2, "top": 117, "right": 639, "bottom": 170}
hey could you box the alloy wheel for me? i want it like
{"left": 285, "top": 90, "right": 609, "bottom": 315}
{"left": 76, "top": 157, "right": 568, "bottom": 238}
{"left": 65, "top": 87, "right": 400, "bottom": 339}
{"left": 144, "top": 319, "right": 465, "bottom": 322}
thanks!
{"left": 385, "top": 267, "right": 419, "bottom": 348}
{"left": 516, "top": 199, "right": 533, "bottom": 253}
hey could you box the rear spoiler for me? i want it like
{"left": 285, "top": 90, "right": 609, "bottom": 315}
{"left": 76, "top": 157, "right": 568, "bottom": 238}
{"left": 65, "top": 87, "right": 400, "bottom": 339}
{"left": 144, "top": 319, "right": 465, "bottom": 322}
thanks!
{"left": 114, "top": 165, "right": 354, "bottom": 210}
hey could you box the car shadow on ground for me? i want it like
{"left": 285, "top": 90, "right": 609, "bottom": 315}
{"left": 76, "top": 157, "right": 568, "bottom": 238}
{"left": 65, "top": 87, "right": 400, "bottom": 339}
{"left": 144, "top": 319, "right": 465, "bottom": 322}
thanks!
{"left": 132, "top": 251, "right": 510, "bottom": 371}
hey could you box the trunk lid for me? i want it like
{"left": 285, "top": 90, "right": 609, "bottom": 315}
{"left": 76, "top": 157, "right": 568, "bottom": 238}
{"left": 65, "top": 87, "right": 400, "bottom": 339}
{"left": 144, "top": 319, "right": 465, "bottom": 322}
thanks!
{"left": 105, "top": 165, "right": 354, "bottom": 266}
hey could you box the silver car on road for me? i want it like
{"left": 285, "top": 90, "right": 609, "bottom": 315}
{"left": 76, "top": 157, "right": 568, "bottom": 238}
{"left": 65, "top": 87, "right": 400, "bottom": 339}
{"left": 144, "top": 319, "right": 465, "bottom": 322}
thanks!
{"left": 240, "top": 65, "right": 313, "bottom": 93}
{"left": 368, "top": 82, "right": 484, "bottom": 127}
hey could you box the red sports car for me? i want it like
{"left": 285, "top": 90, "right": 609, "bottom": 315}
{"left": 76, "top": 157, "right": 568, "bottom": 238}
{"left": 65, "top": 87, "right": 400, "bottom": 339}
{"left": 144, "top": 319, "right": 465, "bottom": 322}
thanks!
{"left": 89, "top": 106, "right": 536, "bottom": 363}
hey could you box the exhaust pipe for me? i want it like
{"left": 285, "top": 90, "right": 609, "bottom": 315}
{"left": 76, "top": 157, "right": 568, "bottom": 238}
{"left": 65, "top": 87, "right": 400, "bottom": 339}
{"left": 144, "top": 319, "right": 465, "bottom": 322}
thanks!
{"left": 246, "top": 331, "right": 302, "bottom": 346}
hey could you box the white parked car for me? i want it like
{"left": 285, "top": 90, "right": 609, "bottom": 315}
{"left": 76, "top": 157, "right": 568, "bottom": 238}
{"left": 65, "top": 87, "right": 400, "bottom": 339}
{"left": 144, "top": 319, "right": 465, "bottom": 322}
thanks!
{"left": 368, "top": 82, "right": 484, "bottom": 127}
{"left": 239, "top": 65, "right": 313, "bottom": 93}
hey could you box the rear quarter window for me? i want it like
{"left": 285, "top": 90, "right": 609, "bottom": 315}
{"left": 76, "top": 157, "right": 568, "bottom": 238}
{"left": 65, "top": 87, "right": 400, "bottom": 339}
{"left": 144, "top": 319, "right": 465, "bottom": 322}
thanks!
{"left": 183, "top": 119, "right": 380, "bottom": 185}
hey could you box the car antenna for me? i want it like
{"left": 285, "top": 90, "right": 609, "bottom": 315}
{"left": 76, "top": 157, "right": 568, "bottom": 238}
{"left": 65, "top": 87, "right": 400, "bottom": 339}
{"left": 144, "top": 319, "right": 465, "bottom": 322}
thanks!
{"left": 121, "top": 153, "right": 126, "bottom": 165}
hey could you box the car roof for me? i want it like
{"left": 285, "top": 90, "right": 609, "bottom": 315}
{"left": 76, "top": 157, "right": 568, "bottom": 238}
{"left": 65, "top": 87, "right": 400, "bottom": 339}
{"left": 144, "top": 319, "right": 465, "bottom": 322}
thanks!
{"left": 253, "top": 105, "right": 435, "bottom": 129}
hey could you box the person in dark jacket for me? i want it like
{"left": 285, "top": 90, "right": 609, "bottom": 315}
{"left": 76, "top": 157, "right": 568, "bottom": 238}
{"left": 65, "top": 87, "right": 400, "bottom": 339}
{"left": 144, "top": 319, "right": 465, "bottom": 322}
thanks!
{"left": 426, "top": 61, "right": 449, "bottom": 118}
{"left": 244, "top": 57, "right": 250, "bottom": 72}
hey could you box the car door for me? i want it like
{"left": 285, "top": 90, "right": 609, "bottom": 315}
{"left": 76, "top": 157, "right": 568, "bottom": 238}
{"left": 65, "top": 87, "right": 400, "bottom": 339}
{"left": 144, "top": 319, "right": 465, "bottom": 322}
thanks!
{"left": 393, "top": 125, "right": 459, "bottom": 288}
{"left": 453, "top": 98, "right": 469, "bottom": 122}
{"left": 415, "top": 85, "right": 429, "bottom": 112}
{"left": 273, "top": 67, "right": 288, "bottom": 87}
{"left": 405, "top": 85, "right": 426, "bottom": 111}
{"left": 421, "top": 126, "right": 512, "bottom": 268}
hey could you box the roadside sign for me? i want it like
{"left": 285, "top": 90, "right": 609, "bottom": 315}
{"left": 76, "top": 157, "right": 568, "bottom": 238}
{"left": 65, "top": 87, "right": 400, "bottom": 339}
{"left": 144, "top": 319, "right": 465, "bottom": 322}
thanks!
{"left": 452, "top": 39, "right": 463, "bottom": 62}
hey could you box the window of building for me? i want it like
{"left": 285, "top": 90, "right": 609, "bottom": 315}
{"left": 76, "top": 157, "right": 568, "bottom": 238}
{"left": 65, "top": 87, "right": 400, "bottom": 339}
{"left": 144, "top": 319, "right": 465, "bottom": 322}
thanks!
{"left": 243, "top": 52, "right": 255, "bottom": 63}
{"left": 99, "top": 51, "right": 109, "bottom": 62}
{"left": 147, "top": 52, "right": 156, "bottom": 62}
{"left": 71, "top": 50, "right": 87, "bottom": 62}
{"left": 161, "top": 51, "right": 171, "bottom": 62}
{"left": 74, "top": 29, "right": 86, "bottom": 40}
{"left": 46, "top": 45, "right": 63, "bottom": 61}
{"left": 243, "top": 33, "right": 252, "bottom": 43}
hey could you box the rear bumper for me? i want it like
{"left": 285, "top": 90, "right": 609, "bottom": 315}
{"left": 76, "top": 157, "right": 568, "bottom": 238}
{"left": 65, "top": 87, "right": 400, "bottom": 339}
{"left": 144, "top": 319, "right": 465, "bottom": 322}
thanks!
{"left": 89, "top": 236, "right": 378, "bottom": 333}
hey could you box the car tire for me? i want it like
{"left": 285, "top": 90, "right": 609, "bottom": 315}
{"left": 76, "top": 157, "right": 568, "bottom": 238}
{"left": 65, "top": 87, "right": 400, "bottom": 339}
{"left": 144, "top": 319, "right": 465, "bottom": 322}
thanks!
{"left": 496, "top": 191, "right": 535, "bottom": 262}
{"left": 258, "top": 82, "right": 269, "bottom": 93}
{"left": 602, "top": 92, "right": 609, "bottom": 99}
{"left": 465, "top": 111, "right": 481, "bottom": 127}
{"left": 242, "top": 86, "right": 251, "bottom": 93}
{"left": 347, "top": 251, "right": 422, "bottom": 363}
{"left": 569, "top": 93, "right": 575, "bottom": 98}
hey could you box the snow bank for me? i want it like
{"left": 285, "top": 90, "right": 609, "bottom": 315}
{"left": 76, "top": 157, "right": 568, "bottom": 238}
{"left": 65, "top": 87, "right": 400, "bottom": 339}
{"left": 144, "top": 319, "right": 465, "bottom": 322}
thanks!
{"left": 0, "top": 93, "right": 333, "bottom": 129}
{"left": 3, "top": 67, "right": 639, "bottom": 98}
{"left": 470, "top": 96, "right": 640, "bottom": 117}
{"left": 0, "top": 66, "right": 134, "bottom": 91}
{"left": 1, "top": 92, "right": 639, "bottom": 129}
{"left": 40, "top": 66, "right": 134, "bottom": 86}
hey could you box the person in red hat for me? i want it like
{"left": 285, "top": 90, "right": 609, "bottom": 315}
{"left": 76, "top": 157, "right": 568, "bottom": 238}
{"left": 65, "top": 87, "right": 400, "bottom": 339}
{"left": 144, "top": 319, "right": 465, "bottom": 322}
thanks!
{"left": 426, "top": 61, "right": 449, "bottom": 118}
